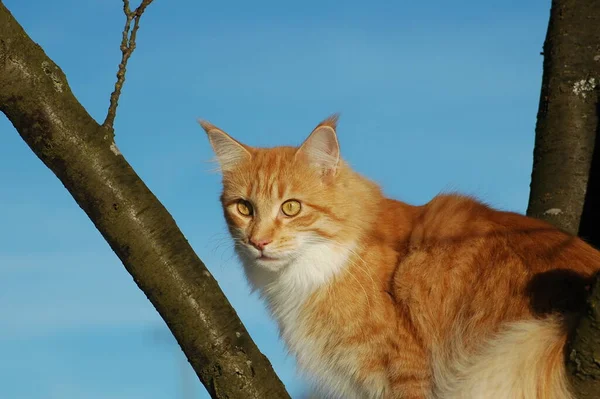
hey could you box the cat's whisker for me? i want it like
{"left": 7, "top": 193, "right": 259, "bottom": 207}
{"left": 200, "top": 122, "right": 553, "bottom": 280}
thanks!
{"left": 210, "top": 237, "right": 233, "bottom": 254}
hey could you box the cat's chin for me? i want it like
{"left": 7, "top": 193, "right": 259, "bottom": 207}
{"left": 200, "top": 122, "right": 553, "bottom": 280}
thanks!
{"left": 252, "top": 257, "right": 288, "bottom": 272}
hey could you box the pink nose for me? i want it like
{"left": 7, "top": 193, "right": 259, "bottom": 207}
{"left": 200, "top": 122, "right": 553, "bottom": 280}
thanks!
{"left": 249, "top": 238, "right": 272, "bottom": 250}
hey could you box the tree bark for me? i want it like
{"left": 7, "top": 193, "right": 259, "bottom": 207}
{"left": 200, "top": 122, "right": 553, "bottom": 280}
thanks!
{"left": 526, "top": 0, "right": 600, "bottom": 397}
{"left": 0, "top": 3, "right": 290, "bottom": 398}
{"left": 526, "top": 0, "right": 600, "bottom": 236}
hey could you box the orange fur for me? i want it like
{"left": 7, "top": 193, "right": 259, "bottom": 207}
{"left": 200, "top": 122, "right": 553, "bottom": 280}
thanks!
{"left": 202, "top": 116, "right": 599, "bottom": 398}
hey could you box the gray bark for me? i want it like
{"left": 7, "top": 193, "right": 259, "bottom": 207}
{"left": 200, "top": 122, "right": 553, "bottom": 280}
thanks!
{"left": 526, "top": 0, "right": 600, "bottom": 236}
{"left": 526, "top": 0, "right": 600, "bottom": 396}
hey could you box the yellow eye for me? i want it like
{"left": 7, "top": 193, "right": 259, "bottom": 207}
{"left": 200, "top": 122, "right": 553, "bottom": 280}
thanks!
{"left": 237, "top": 200, "right": 253, "bottom": 216}
{"left": 281, "top": 200, "right": 301, "bottom": 217}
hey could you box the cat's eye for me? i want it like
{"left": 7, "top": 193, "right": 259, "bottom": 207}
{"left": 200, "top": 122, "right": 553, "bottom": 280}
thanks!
{"left": 281, "top": 200, "right": 301, "bottom": 217}
{"left": 237, "top": 200, "right": 253, "bottom": 216}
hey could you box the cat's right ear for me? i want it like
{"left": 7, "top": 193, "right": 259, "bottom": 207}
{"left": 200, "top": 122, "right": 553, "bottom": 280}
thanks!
{"left": 198, "top": 120, "right": 252, "bottom": 172}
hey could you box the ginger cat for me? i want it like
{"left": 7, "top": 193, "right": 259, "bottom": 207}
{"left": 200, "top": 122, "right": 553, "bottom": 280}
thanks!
{"left": 201, "top": 115, "right": 599, "bottom": 399}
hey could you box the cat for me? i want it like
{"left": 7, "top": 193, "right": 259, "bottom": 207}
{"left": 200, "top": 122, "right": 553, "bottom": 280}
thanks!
{"left": 201, "top": 115, "right": 599, "bottom": 399}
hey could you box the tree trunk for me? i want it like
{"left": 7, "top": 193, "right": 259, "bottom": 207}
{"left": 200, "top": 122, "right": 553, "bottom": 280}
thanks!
{"left": 0, "top": 3, "right": 290, "bottom": 398}
{"left": 526, "top": 0, "right": 599, "bottom": 236}
{"left": 526, "top": 0, "right": 600, "bottom": 397}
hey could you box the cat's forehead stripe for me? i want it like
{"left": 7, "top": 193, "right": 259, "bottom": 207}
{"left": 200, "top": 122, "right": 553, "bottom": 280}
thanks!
{"left": 270, "top": 179, "right": 279, "bottom": 199}
{"left": 277, "top": 179, "right": 286, "bottom": 198}
{"left": 245, "top": 149, "right": 292, "bottom": 201}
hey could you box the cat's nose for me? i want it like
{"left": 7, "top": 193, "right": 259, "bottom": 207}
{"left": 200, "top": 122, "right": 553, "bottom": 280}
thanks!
{"left": 249, "top": 237, "right": 272, "bottom": 250}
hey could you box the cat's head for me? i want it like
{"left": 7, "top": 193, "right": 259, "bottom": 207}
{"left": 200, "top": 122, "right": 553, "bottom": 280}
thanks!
{"left": 201, "top": 116, "right": 378, "bottom": 276}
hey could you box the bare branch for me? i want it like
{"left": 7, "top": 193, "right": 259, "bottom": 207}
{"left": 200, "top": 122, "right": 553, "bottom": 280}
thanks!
{"left": 102, "top": 0, "right": 155, "bottom": 132}
{"left": 0, "top": 2, "right": 291, "bottom": 397}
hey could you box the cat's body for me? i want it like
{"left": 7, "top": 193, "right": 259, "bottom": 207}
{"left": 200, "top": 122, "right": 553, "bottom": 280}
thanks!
{"left": 202, "top": 116, "right": 600, "bottom": 398}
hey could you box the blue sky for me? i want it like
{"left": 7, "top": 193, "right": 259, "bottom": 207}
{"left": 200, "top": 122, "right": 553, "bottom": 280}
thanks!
{"left": 0, "top": 0, "right": 549, "bottom": 398}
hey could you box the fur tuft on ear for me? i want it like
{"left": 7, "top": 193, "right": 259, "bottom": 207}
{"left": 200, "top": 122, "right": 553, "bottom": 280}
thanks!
{"left": 295, "top": 114, "right": 340, "bottom": 175}
{"left": 198, "top": 119, "right": 251, "bottom": 172}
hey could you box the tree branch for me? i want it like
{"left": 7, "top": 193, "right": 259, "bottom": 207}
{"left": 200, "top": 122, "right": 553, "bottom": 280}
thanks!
{"left": 102, "top": 0, "right": 154, "bottom": 132}
{"left": 0, "top": 2, "right": 290, "bottom": 398}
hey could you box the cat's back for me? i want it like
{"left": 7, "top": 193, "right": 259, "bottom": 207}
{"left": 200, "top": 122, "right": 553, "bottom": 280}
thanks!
{"left": 392, "top": 194, "right": 599, "bottom": 338}
{"left": 408, "top": 193, "right": 599, "bottom": 275}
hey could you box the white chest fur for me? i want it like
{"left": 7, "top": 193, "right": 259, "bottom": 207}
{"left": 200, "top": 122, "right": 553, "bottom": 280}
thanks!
{"left": 241, "top": 242, "right": 365, "bottom": 398}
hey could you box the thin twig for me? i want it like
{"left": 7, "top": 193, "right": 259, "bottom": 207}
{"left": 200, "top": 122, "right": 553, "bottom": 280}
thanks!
{"left": 102, "top": 0, "right": 154, "bottom": 132}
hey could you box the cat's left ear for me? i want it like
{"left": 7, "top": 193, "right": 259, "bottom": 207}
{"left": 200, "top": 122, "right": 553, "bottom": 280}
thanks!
{"left": 198, "top": 120, "right": 252, "bottom": 172}
{"left": 295, "top": 114, "right": 340, "bottom": 177}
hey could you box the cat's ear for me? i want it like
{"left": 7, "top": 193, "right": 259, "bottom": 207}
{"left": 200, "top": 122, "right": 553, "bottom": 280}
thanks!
{"left": 296, "top": 114, "right": 340, "bottom": 176}
{"left": 198, "top": 120, "right": 252, "bottom": 172}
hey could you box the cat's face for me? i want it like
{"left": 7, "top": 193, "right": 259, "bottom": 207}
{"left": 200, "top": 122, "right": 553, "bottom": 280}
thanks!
{"left": 202, "top": 117, "right": 344, "bottom": 273}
